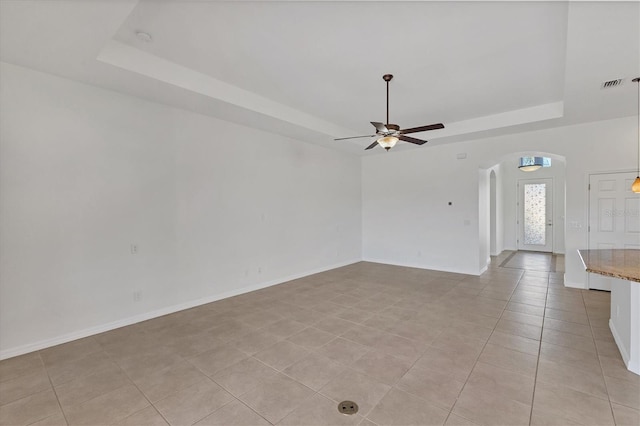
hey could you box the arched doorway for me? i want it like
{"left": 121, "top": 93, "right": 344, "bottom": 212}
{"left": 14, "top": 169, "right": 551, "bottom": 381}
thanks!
{"left": 482, "top": 152, "right": 567, "bottom": 264}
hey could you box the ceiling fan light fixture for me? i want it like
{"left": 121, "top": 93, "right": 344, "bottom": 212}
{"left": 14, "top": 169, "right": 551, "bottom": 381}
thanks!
{"left": 377, "top": 135, "right": 398, "bottom": 151}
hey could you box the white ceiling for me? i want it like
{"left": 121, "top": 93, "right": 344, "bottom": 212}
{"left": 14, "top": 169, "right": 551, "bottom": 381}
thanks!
{"left": 1, "top": 1, "right": 639, "bottom": 155}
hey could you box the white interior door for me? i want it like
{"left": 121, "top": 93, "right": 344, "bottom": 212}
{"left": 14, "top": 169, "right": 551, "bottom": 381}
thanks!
{"left": 588, "top": 172, "right": 640, "bottom": 291}
{"left": 518, "top": 178, "right": 553, "bottom": 252}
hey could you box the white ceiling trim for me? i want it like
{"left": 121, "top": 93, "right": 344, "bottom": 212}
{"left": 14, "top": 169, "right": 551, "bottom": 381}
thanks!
{"left": 0, "top": 0, "right": 626, "bottom": 154}
{"left": 97, "top": 39, "right": 357, "bottom": 139}
{"left": 429, "top": 102, "right": 565, "bottom": 139}
{"left": 98, "top": 39, "right": 566, "bottom": 145}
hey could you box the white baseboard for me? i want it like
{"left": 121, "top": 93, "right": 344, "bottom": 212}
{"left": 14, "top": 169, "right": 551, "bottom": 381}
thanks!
{"left": 564, "top": 276, "right": 587, "bottom": 289}
{"left": 0, "top": 258, "right": 361, "bottom": 361}
{"left": 362, "top": 257, "right": 478, "bottom": 276}
{"left": 609, "top": 318, "right": 630, "bottom": 368}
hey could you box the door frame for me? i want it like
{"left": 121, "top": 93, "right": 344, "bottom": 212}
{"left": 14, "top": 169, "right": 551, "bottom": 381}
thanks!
{"left": 517, "top": 177, "right": 554, "bottom": 252}
{"left": 587, "top": 170, "right": 640, "bottom": 290}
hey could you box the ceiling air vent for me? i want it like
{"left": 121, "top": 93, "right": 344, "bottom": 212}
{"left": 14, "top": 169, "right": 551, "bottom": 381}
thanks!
{"left": 601, "top": 78, "right": 624, "bottom": 89}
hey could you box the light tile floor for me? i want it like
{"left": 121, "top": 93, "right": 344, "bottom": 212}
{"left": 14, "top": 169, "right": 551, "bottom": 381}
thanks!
{"left": 1, "top": 253, "right": 639, "bottom": 425}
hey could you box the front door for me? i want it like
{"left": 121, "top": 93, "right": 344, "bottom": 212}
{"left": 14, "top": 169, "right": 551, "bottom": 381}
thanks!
{"left": 518, "top": 178, "right": 553, "bottom": 252}
{"left": 588, "top": 172, "right": 640, "bottom": 291}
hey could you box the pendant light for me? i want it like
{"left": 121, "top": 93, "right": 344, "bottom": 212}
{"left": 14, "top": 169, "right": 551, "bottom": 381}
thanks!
{"left": 633, "top": 77, "right": 640, "bottom": 193}
{"left": 519, "top": 156, "right": 544, "bottom": 172}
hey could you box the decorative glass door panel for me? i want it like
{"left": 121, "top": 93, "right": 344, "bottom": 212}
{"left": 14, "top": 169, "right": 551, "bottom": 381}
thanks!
{"left": 524, "top": 183, "right": 546, "bottom": 245}
{"left": 518, "top": 179, "right": 553, "bottom": 252}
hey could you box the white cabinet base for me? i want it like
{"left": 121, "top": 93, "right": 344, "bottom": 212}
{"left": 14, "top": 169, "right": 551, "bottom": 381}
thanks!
{"left": 609, "top": 277, "right": 639, "bottom": 376}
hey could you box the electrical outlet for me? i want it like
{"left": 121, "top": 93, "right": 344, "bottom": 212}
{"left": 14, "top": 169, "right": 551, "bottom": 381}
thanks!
{"left": 131, "top": 244, "right": 138, "bottom": 254}
{"left": 133, "top": 291, "right": 141, "bottom": 302}
{"left": 616, "top": 305, "right": 620, "bottom": 318}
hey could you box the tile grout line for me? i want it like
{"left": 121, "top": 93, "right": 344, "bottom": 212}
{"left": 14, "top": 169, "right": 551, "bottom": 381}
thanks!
{"left": 186, "top": 308, "right": 379, "bottom": 424}
{"left": 445, "top": 267, "right": 527, "bottom": 425}
{"left": 582, "top": 289, "right": 618, "bottom": 424}
{"left": 206, "top": 352, "right": 355, "bottom": 425}
{"left": 317, "top": 323, "right": 421, "bottom": 423}
{"left": 200, "top": 355, "right": 275, "bottom": 425}
{"left": 103, "top": 342, "right": 178, "bottom": 426}
{"left": 37, "top": 351, "right": 71, "bottom": 426}
{"left": 181, "top": 352, "right": 277, "bottom": 425}
{"left": 527, "top": 271, "right": 551, "bottom": 426}
{"left": 236, "top": 355, "right": 318, "bottom": 425}
{"left": 295, "top": 277, "right": 477, "bottom": 423}
{"left": 498, "top": 251, "right": 518, "bottom": 268}
{"left": 116, "top": 367, "right": 171, "bottom": 425}
{"left": 9, "top": 257, "right": 624, "bottom": 426}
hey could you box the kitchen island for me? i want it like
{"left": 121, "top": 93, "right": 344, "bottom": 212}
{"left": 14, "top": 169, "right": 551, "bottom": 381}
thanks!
{"left": 578, "top": 249, "right": 639, "bottom": 375}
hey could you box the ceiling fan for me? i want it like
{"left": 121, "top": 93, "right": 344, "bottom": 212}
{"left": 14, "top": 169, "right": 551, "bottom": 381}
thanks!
{"left": 335, "top": 74, "right": 444, "bottom": 151}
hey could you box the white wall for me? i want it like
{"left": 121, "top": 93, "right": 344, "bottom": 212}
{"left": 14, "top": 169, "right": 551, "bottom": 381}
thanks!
{"left": 478, "top": 169, "right": 490, "bottom": 271}
{"left": 362, "top": 149, "right": 482, "bottom": 275}
{"left": 489, "top": 166, "right": 504, "bottom": 256}
{"left": 362, "top": 115, "right": 637, "bottom": 287}
{"left": 501, "top": 156, "right": 566, "bottom": 253}
{"left": 2, "top": 60, "right": 638, "bottom": 359}
{"left": 0, "top": 62, "right": 361, "bottom": 358}
{"left": 173, "top": 110, "right": 362, "bottom": 301}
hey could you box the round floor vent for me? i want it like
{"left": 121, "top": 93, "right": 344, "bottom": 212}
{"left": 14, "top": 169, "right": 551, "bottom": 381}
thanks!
{"left": 338, "top": 401, "right": 358, "bottom": 415}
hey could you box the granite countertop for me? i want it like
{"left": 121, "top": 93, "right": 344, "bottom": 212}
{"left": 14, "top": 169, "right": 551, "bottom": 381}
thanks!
{"left": 578, "top": 249, "right": 640, "bottom": 283}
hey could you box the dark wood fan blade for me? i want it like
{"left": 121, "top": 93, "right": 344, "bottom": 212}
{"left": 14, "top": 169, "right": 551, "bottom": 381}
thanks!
{"left": 399, "top": 135, "right": 428, "bottom": 145}
{"left": 364, "top": 141, "right": 379, "bottom": 150}
{"left": 370, "top": 122, "right": 389, "bottom": 133}
{"left": 334, "top": 135, "right": 376, "bottom": 141}
{"left": 400, "top": 123, "right": 444, "bottom": 134}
